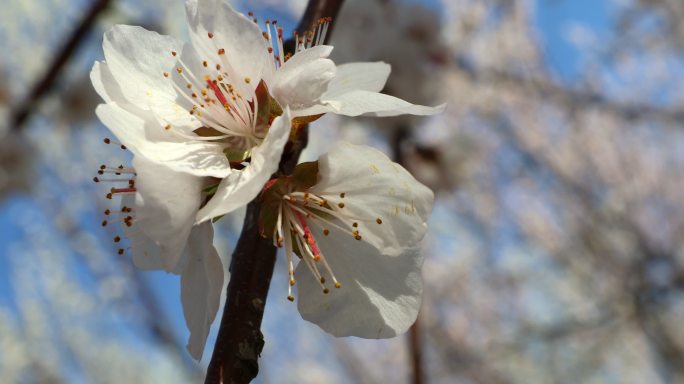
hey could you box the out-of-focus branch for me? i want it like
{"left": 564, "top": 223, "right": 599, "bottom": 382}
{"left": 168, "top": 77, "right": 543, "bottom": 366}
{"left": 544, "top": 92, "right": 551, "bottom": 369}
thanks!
{"left": 204, "top": 1, "right": 345, "bottom": 383}
{"left": 9, "top": 0, "right": 111, "bottom": 130}
{"left": 296, "top": 0, "right": 345, "bottom": 40}
{"left": 453, "top": 55, "right": 684, "bottom": 124}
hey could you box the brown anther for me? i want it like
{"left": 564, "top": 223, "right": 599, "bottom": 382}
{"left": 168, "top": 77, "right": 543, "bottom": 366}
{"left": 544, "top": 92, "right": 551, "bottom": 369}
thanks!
{"left": 101, "top": 220, "right": 107, "bottom": 227}
{"left": 244, "top": 77, "right": 251, "bottom": 84}
{"left": 218, "top": 48, "right": 225, "bottom": 55}
{"left": 106, "top": 193, "right": 113, "bottom": 200}
{"left": 323, "top": 288, "right": 330, "bottom": 294}
{"left": 202, "top": 60, "right": 208, "bottom": 67}
{"left": 93, "top": 177, "right": 99, "bottom": 182}
{"left": 376, "top": 218, "right": 383, "bottom": 224}
{"left": 339, "top": 192, "right": 345, "bottom": 198}
{"left": 352, "top": 222, "right": 358, "bottom": 228}
{"left": 186, "top": 83, "right": 192, "bottom": 89}
{"left": 97, "top": 170, "right": 104, "bottom": 175}
{"left": 355, "top": 234, "right": 362, "bottom": 241}
{"left": 320, "top": 276, "right": 326, "bottom": 284}
{"left": 267, "top": 47, "right": 273, "bottom": 53}
{"left": 334, "top": 282, "right": 341, "bottom": 289}
{"left": 208, "top": 32, "right": 214, "bottom": 38}
{"left": 99, "top": 165, "right": 106, "bottom": 170}
{"left": 104, "top": 209, "right": 111, "bottom": 215}
{"left": 287, "top": 295, "right": 295, "bottom": 302}
{"left": 103, "top": 138, "right": 111, "bottom": 144}
{"left": 289, "top": 279, "right": 296, "bottom": 286}
{"left": 176, "top": 67, "right": 183, "bottom": 74}
{"left": 171, "top": 50, "right": 177, "bottom": 56}
{"left": 113, "top": 236, "right": 121, "bottom": 243}
{"left": 262, "top": 32, "right": 268, "bottom": 39}
{"left": 216, "top": 64, "right": 221, "bottom": 70}
{"left": 323, "top": 229, "right": 330, "bottom": 236}
{"left": 117, "top": 248, "right": 125, "bottom": 255}
{"left": 164, "top": 124, "right": 171, "bottom": 130}
{"left": 191, "top": 93, "right": 197, "bottom": 98}
{"left": 338, "top": 202, "right": 345, "bottom": 208}
{"left": 120, "top": 145, "right": 127, "bottom": 150}
{"left": 125, "top": 221, "right": 133, "bottom": 227}
{"left": 163, "top": 72, "right": 169, "bottom": 77}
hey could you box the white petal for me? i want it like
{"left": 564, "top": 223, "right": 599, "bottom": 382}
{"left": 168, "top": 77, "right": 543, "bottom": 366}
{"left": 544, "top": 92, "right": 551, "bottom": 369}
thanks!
{"left": 132, "top": 156, "right": 204, "bottom": 271}
{"left": 295, "top": 224, "right": 423, "bottom": 338}
{"left": 95, "top": 103, "right": 232, "bottom": 178}
{"left": 196, "top": 109, "right": 292, "bottom": 223}
{"left": 323, "top": 62, "right": 390, "bottom": 98}
{"left": 270, "top": 46, "right": 336, "bottom": 112}
{"left": 103, "top": 25, "right": 180, "bottom": 106}
{"left": 185, "top": 0, "right": 273, "bottom": 94}
{"left": 311, "top": 143, "right": 434, "bottom": 255}
{"left": 180, "top": 222, "right": 224, "bottom": 361}
{"left": 322, "top": 90, "right": 446, "bottom": 117}
{"left": 90, "top": 61, "right": 126, "bottom": 104}
{"left": 120, "top": 194, "right": 165, "bottom": 270}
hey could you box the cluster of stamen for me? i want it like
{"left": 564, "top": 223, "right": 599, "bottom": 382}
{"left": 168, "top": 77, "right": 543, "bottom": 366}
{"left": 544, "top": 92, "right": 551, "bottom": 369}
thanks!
{"left": 158, "top": 15, "right": 332, "bottom": 150}
{"left": 272, "top": 188, "right": 383, "bottom": 302}
{"left": 94, "top": 138, "right": 137, "bottom": 256}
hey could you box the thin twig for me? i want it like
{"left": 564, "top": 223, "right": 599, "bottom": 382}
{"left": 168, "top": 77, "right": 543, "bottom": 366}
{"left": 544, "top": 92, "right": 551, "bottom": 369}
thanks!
{"left": 9, "top": 0, "right": 111, "bottom": 130}
{"left": 204, "top": 1, "right": 345, "bottom": 383}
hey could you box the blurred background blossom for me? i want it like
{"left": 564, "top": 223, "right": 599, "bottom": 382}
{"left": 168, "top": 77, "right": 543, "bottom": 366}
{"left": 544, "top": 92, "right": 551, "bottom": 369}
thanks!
{"left": 2, "top": 0, "right": 684, "bottom": 383}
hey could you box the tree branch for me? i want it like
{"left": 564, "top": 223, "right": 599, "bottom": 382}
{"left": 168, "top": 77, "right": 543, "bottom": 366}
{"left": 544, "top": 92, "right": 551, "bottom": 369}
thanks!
{"left": 204, "top": 1, "right": 345, "bottom": 383}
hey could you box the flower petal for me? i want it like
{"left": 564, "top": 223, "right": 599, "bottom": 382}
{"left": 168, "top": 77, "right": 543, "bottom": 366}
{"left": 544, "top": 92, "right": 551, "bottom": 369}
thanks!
{"left": 311, "top": 143, "right": 434, "bottom": 255}
{"left": 120, "top": 194, "right": 165, "bottom": 270}
{"left": 132, "top": 156, "right": 204, "bottom": 271}
{"left": 103, "top": 25, "right": 180, "bottom": 105}
{"left": 196, "top": 108, "right": 292, "bottom": 223}
{"left": 95, "top": 103, "right": 232, "bottom": 178}
{"left": 180, "top": 222, "right": 224, "bottom": 361}
{"left": 322, "top": 90, "right": 445, "bottom": 117}
{"left": 185, "top": 0, "right": 273, "bottom": 94}
{"left": 269, "top": 46, "right": 336, "bottom": 112}
{"left": 323, "top": 62, "right": 391, "bottom": 98}
{"left": 295, "top": 223, "right": 423, "bottom": 338}
{"left": 90, "top": 61, "right": 126, "bottom": 105}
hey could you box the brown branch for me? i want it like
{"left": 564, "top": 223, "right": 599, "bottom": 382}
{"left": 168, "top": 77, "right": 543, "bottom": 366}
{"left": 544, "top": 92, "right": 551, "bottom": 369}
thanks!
{"left": 9, "top": 0, "right": 111, "bottom": 130}
{"left": 204, "top": 1, "right": 345, "bottom": 383}
{"left": 408, "top": 319, "right": 425, "bottom": 384}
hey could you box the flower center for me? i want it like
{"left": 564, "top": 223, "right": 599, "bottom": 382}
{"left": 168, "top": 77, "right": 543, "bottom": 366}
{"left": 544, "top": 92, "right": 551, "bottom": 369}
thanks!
{"left": 262, "top": 177, "right": 384, "bottom": 302}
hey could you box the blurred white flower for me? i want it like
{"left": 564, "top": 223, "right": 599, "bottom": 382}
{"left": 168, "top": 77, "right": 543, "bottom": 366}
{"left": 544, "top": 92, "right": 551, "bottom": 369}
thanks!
{"left": 260, "top": 143, "right": 434, "bottom": 338}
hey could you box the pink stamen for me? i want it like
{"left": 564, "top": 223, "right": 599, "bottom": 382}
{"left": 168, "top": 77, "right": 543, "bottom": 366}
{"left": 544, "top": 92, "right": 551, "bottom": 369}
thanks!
{"left": 294, "top": 211, "right": 322, "bottom": 261}
{"left": 206, "top": 79, "right": 229, "bottom": 106}
{"left": 110, "top": 187, "right": 137, "bottom": 194}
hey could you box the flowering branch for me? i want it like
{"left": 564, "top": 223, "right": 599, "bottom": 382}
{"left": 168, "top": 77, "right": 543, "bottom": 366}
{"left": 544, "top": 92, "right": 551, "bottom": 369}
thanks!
{"left": 203, "top": 2, "right": 344, "bottom": 383}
